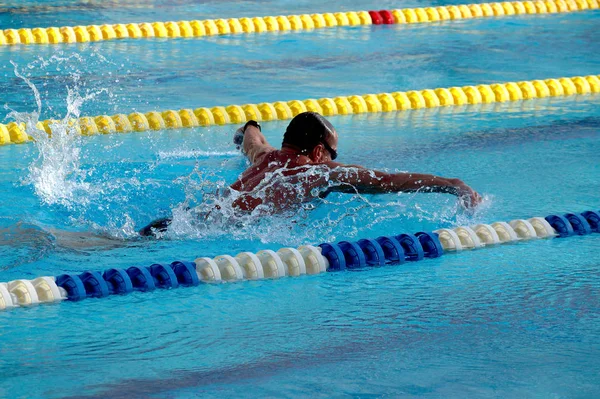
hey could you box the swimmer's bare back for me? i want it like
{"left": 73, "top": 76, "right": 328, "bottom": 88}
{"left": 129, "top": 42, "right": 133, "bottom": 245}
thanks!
{"left": 229, "top": 149, "right": 331, "bottom": 212}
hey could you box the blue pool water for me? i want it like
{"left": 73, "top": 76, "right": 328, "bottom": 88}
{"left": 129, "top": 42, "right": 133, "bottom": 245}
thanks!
{"left": 1, "top": 2, "right": 599, "bottom": 398}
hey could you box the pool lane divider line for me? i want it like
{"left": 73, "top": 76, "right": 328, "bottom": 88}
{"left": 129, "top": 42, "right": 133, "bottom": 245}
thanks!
{"left": 0, "top": 0, "right": 598, "bottom": 45}
{"left": 1, "top": 74, "right": 599, "bottom": 146}
{"left": 1, "top": 210, "right": 598, "bottom": 311}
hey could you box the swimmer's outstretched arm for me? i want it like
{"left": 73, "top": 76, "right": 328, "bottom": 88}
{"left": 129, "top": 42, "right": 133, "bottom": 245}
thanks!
{"left": 326, "top": 165, "right": 482, "bottom": 209}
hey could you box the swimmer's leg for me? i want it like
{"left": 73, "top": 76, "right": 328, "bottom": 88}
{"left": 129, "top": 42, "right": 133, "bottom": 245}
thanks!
{"left": 0, "top": 223, "right": 56, "bottom": 269}
{"left": 235, "top": 123, "right": 275, "bottom": 164}
{"left": 47, "top": 229, "right": 130, "bottom": 250}
{"left": 0, "top": 222, "right": 130, "bottom": 253}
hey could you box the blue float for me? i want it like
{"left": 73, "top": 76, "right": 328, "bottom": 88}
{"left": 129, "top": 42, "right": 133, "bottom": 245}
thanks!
{"left": 126, "top": 266, "right": 156, "bottom": 291}
{"left": 55, "top": 274, "right": 87, "bottom": 301}
{"left": 545, "top": 215, "right": 575, "bottom": 237}
{"left": 103, "top": 269, "right": 134, "bottom": 294}
{"left": 415, "top": 232, "right": 444, "bottom": 258}
{"left": 338, "top": 241, "right": 367, "bottom": 269}
{"left": 375, "top": 236, "right": 405, "bottom": 264}
{"left": 394, "top": 233, "right": 425, "bottom": 261}
{"left": 357, "top": 238, "right": 386, "bottom": 266}
{"left": 148, "top": 264, "right": 179, "bottom": 289}
{"left": 170, "top": 261, "right": 200, "bottom": 286}
{"left": 318, "top": 243, "right": 346, "bottom": 271}
{"left": 6, "top": 209, "right": 597, "bottom": 310}
{"left": 79, "top": 271, "right": 110, "bottom": 298}
{"left": 564, "top": 213, "right": 592, "bottom": 235}
{"left": 581, "top": 211, "right": 600, "bottom": 233}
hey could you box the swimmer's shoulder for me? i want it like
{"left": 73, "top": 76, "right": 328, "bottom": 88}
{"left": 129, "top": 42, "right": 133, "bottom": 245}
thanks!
{"left": 252, "top": 148, "right": 280, "bottom": 165}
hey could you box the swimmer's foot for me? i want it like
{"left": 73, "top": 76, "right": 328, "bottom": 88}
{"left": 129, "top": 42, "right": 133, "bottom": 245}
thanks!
{"left": 139, "top": 217, "right": 172, "bottom": 237}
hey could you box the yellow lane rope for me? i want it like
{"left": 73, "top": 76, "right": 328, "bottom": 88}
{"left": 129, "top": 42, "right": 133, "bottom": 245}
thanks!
{"left": 1, "top": 75, "right": 598, "bottom": 145}
{"left": 0, "top": 0, "right": 598, "bottom": 45}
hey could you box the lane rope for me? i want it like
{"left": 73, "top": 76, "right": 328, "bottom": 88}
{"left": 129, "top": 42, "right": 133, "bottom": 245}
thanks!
{"left": 0, "top": 0, "right": 598, "bottom": 45}
{"left": 1, "top": 210, "right": 598, "bottom": 311}
{"left": 1, "top": 74, "right": 599, "bottom": 145}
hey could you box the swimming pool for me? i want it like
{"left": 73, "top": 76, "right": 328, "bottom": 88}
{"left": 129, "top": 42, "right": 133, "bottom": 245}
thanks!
{"left": 1, "top": 1, "right": 599, "bottom": 397}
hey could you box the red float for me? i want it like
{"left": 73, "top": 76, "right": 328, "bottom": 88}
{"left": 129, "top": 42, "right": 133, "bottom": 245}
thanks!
{"left": 368, "top": 10, "right": 383, "bottom": 24}
{"left": 378, "top": 10, "right": 395, "bottom": 24}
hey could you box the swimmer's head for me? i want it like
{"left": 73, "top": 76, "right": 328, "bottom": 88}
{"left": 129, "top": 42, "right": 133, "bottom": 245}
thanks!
{"left": 282, "top": 112, "right": 338, "bottom": 161}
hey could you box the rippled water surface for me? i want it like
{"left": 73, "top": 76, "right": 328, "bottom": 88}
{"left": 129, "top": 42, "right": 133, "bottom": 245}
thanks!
{"left": 1, "top": 0, "right": 514, "bottom": 28}
{"left": 0, "top": 2, "right": 599, "bottom": 398}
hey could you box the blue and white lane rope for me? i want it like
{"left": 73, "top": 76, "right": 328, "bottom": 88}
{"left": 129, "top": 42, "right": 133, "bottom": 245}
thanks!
{"left": 1, "top": 210, "right": 599, "bottom": 310}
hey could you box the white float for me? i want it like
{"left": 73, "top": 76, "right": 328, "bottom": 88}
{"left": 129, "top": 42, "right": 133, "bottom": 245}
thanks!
{"left": 277, "top": 248, "right": 307, "bottom": 276}
{"left": 256, "top": 250, "right": 286, "bottom": 278}
{"left": 32, "top": 277, "right": 65, "bottom": 303}
{"left": 194, "top": 257, "right": 222, "bottom": 282}
{"left": 433, "top": 229, "right": 463, "bottom": 251}
{"left": 453, "top": 226, "right": 483, "bottom": 249}
{"left": 0, "top": 282, "right": 15, "bottom": 310}
{"left": 7, "top": 279, "right": 40, "bottom": 306}
{"left": 528, "top": 217, "right": 556, "bottom": 238}
{"left": 235, "top": 252, "right": 265, "bottom": 279}
{"left": 491, "top": 222, "right": 519, "bottom": 243}
{"left": 214, "top": 255, "right": 244, "bottom": 281}
{"left": 509, "top": 219, "right": 538, "bottom": 239}
{"left": 298, "top": 245, "right": 328, "bottom": 274}
{"left": 472, "top": 224, "right": 500, "bottom": 245}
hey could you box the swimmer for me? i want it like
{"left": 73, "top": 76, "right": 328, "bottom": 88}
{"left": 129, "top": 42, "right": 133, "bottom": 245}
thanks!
{"left": 140, "top": 111, "right": 481, "bottom": 236}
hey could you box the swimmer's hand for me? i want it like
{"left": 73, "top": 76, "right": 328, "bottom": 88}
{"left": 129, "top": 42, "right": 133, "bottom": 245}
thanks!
{"left": 233, "top": 127, "right": 245, "bottom": 150}
{"left": 234, "top": 120, "right": 261, "bottom": 151}
{"left": 450, "top": 179, "right": 482, "bottom": 209}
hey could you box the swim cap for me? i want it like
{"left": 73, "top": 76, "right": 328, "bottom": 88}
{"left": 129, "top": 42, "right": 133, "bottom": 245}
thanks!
{"left": 282, "top": 112, "right": 335, "bottom": 154}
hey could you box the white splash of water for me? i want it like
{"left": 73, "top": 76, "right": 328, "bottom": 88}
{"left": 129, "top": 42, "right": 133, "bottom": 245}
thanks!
{"left": 3, "top": 57, "right": 144, "bottom": 239}
{"left": 8, "top": 61, "right": 107, "bottom": 208}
